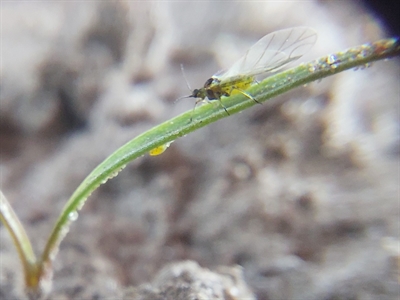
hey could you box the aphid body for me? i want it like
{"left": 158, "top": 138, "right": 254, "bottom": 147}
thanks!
{"left": 183, "top": 27, "right": 318, "bottom": 118}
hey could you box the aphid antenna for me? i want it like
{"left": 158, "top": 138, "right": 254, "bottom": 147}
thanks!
{"left": 174, "top": 64, "right": 194, "bottom": 104}
{"left": 174, "top": 94, "right": 192, "bottom": 104}
{"left": 180, "top": 64, "right": 192, "bottom": 91}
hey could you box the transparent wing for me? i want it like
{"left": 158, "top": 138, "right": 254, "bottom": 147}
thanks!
{"left": 218, "top": 27, "right": 317, "bottom": 80}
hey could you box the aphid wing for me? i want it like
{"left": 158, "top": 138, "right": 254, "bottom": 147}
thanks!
{"left": 219, "top": 27, "right": 317, "bottom": 79}
{"left": 221, "top": 50, "right": 289, "bottom": 79}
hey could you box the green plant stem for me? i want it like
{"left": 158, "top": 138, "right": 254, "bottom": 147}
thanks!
{"left": 0, "top": 190, "right": 39, "bottom": 291}
{"left": 40, "top": 36, "right": 400, "bottom": 288}
{"left": 40, "top": 37, "right": 400, "bottom": 278}
{"left": 0, "top": 37, "right": 398, "bottom": 298}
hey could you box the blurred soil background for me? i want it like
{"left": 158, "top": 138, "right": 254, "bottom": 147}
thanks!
{"left": 0, "top": 1, "right": 399, "bottom": 299}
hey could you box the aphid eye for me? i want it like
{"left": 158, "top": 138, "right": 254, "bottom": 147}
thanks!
{"left": 192, "top": 89, "right": 200, "bottom": 97}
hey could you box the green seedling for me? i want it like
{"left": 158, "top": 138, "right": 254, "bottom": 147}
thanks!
{"left": 1, "top": 35, "right": 399, "bottom": 299}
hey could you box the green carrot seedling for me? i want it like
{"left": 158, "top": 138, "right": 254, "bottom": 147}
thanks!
{"left": 1, "top": 35, "right": 399, "bottom": 300}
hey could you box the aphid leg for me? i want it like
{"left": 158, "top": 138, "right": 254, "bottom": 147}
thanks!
{"left": 189, "top": 98, "right": 203, "bottom": 123}
{"left": 218, "top": 99, "right": 230, "bottom": 116}
{"left": 189, "top": 97, "right": 230, "bottom": 123}
{"left": 234, "top": 88, "right": 261, "bottom": 104}
{"left": 207, "top": 98, "right": 230, "bottom": 117}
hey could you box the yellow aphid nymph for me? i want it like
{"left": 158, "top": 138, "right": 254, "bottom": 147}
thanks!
{"left": 149, "top": 142, "right": 172, "bottom": 156}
